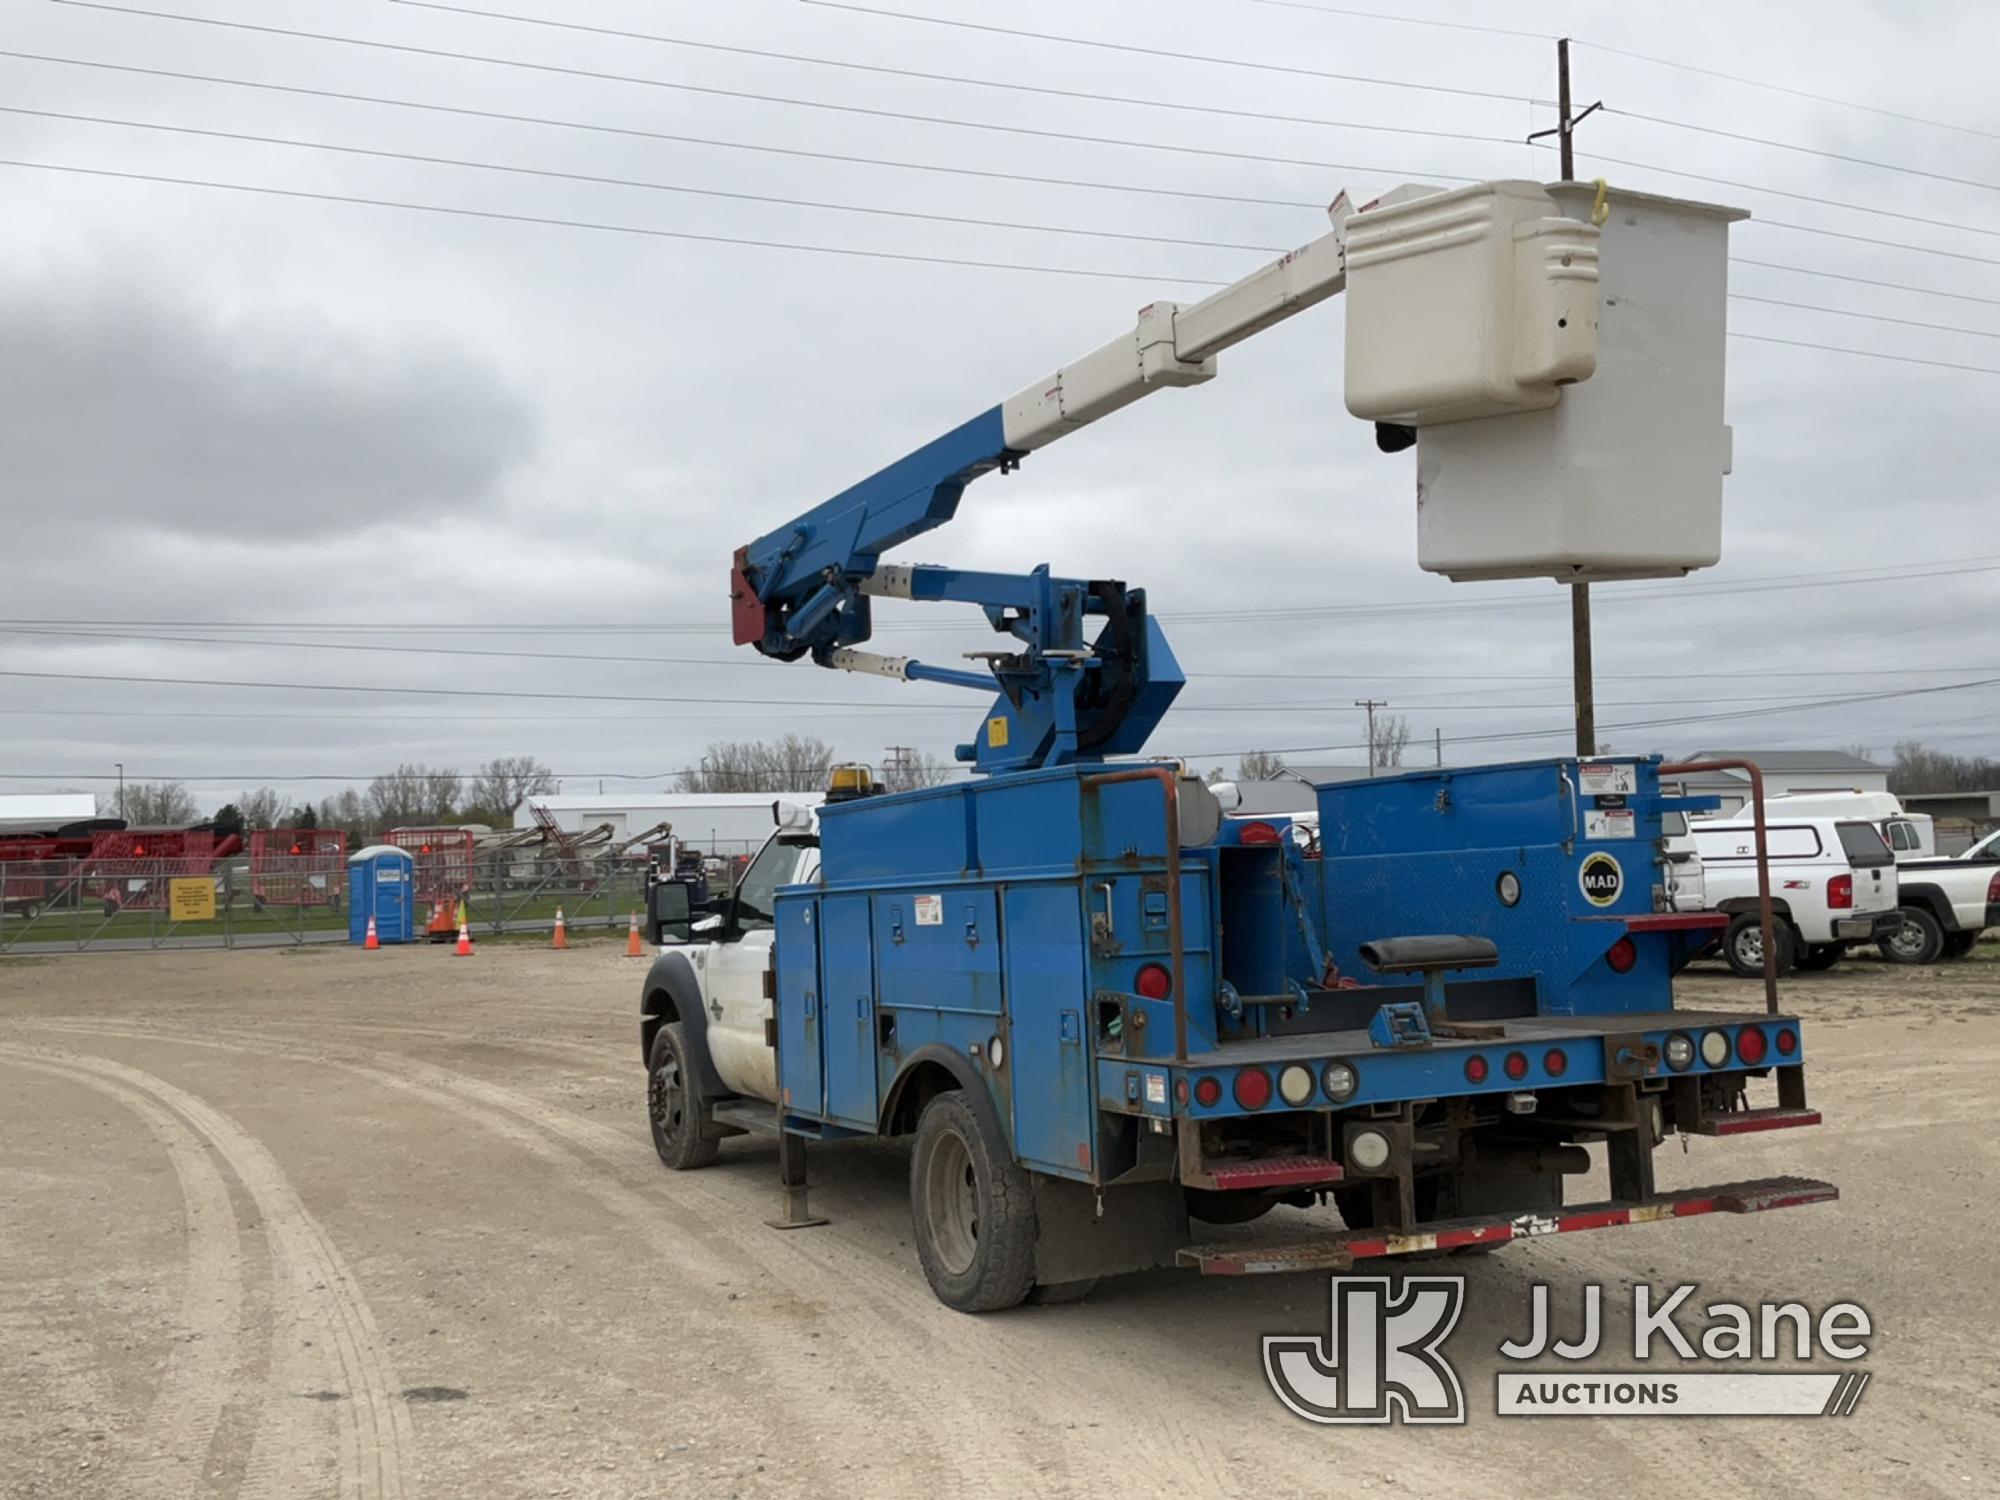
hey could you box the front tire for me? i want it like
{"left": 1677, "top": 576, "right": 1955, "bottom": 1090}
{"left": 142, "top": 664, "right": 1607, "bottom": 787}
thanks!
{"left": 909, "top": 1091, "right": 1036, "bottom": 1313}
{"left": 1879, "top": 908, "right": 1945, "bottom": 966}
{"left": 647, "top": 1023, "right": 719, "bottom": 1170}
{"left": 1724, "top": 914, "right": 1794, "bottom": 978}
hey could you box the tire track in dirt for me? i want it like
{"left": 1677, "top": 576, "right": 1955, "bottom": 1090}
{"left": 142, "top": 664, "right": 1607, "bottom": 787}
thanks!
{"left": 0, "top": 1043, "right": 413, "bottom": 1500}
{"left": 0, "top": 1053, "right": 247, "bottom": 1496}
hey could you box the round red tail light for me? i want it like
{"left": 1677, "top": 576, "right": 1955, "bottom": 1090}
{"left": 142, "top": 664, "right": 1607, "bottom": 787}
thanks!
{"left": 1233, "top": 1068, "right": 1272, "bottom": 1110}
{"left": 1134, "top": 963, "right": 1171, "bottom": 1000}
{"left": 1193, "top": 1075, "right": 1222, "bottom": 1107}
{"left": 1503, "top": 1051, "right": 1529, "bottom": 1081}
{"left": 1735, "top": 1027, "right": 1768, "bottom": 1066}
{"left": 1238, "top": 821, "right": 1282, "bottom": 846}
{"left": 1606, "top": 937, "right": 1638, "bottom": 973}
{"left": 1774, "top": 1027, "right": 1798, "bottom": 1057}
{"left": 1464, "top": 1055, "right": 1489, "bottom": 1084}
{"left": 1544, "top": 1048, "right": 1568, "bottom": 1078}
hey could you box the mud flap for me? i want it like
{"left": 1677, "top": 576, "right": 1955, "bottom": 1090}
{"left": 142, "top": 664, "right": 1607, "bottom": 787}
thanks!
{"left": 1031, "top": 1175, "right": 1189, "bottom": 1285}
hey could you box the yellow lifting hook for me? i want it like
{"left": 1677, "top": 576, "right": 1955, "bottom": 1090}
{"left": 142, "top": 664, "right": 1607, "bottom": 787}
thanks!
{"left": 1591, "top": 176, "right": 1611, "bottom": 227}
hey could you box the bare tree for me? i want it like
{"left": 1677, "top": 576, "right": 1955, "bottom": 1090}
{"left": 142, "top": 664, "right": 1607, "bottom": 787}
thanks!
{"left": 365, "top": 763, "right": 463, "bottom": 829}
{"left": 117, "top": 780, "right": 199, "bottom": 825}
{"left": 237, "top": 786, "right": 287, "bottom": 829}
{"left": 1237, "top": 749, "right": 1286, "bottom": 781}
{"left": 1890, "top": 740, "right": 2000, "bottom": 795}
{"left": 1371, "top": 713, "right": 1412, "bottom": 770}
{"left": 469, "top": 755, "right": 556, "bottom": 819}
{"left": 881, "top": 747, "right": 954, "bottom": 793}
{"left": 317, "top": 787, "right": 367, "bottom": 835}
{"left": 677, "top": 736, "right": 836, "bottom": 793}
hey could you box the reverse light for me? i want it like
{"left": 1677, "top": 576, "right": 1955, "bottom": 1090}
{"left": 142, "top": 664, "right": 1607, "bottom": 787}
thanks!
{"left": 1503, "top": 1050, "right": 1529, "bottom": 1081}
{"left": 1349, "top": 1129, "right": 1391, "bottom": 1172}
{"left": 1544, "top": 1048, "right": 1569, "bottom": 1078}
{"left": 1827, "top": 873, "right": 1853, "bottom": 910}
{"left": 1736, "top": 1027, "right": 1769, "bottom": 1066}
{"left": 1238, "top": 821, "right": 1283, "bottom": 846}
{"left": 1134, "top": 963, "right": 1172, "bottom": 1000}
{"left": 1193, "top": 1075, "right": 1222, "bottom": 1108}
{"left": 1278, "top": 1065, "right": 1315, "bottom": 1107}
{"left": 1322, "top": 1060, "right": 1359, "bottom": 1102}
{"left": 1606, "top": 936, "right": 1638, "bottom": 973}
{"left": 1233, "top": 1068, "right": 1273, "bottom": 1111}
{"left": 1775, "top": 1027, "right": 1798, "bottom": 1058}
{"left": 1464, "top": 1054, "right": 1490, "bottom": 1084}
{"left": 1700, "top": 1030, "right": 1731, "bottom": 1067}
{"left": 1664, "top": 1033, "right": 1696, "bottom": 1072}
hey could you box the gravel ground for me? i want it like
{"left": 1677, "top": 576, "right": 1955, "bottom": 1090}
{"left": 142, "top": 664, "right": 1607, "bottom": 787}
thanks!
{"left": 3, "top": 942, "right": 1995, "bottom": 1498}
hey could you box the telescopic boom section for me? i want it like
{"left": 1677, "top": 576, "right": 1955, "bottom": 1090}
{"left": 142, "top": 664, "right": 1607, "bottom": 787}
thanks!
{"left": 728, "top": 218, "right": 1350, "bottom": 773}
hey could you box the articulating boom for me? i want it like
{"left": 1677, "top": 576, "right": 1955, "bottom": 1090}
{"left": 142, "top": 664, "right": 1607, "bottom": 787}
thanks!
{"left": 729, "top": 213, "right": 1349, "bottom": 774}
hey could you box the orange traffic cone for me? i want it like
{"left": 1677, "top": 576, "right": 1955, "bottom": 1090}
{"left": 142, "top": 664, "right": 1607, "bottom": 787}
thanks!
{"left": 626, "top": 911, "right": 645, "bottom": 957}
{"left": 552, "top": 907, "right": 568, "bottom": 950}
{"left": 454, "top": 921, "right": 473, "bottom": 957}
{"left": 364, "top": 915, "right": 380, "bottom": 951}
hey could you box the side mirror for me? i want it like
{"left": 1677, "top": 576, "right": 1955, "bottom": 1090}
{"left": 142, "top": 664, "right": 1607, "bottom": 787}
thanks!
{"left": 772, "top": 799, "right": 814, "bottom": 832}
{"left": 1209, "top": 780, "right": 1243, "bottom": 812}
{"left": 653, "top": 880, "right": 693, "bottom": 945}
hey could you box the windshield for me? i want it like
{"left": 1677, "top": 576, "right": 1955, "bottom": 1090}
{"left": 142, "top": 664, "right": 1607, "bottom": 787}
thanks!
{"left": 732, "top": 835, "right": 815, "bottom": 931}
{"left": 1835, "top": 821, "right": 1895, "bottom": 868}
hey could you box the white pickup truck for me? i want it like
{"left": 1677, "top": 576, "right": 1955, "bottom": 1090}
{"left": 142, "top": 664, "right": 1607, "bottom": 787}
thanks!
{"left": 1876, "top": 826, "right": 2000, "bottom": 964}
{"left": 1690, "top": 816, "right": 1901, "bottom": 977}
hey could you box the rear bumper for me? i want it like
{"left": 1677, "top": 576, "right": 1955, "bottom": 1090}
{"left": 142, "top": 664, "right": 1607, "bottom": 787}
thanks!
{"left": 1181, "top": 1175, "right": 1838, "bottom": 1275}
{"left": 1833, "top": 911, "right": 1901, "bottom": 941}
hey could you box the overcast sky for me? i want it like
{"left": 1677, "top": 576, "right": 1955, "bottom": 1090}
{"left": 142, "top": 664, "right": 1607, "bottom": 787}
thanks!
{"left": 4, "top": 0, "right": 1997, "bottom": 812}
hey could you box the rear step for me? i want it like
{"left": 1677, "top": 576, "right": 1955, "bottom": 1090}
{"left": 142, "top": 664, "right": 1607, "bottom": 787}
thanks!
{"left": 1690, "top": 1106, "right": 1822, "bottom": 1136}
{"left": 1179, "top": 1175, "right": 1838, "bottom": 1276}
{"left": 1205, "top": 1156, "right": 1344, "bottom": 1191}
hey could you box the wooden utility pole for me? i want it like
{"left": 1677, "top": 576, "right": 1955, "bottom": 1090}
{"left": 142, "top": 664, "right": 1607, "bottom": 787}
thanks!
{"left": 1355, "top": 699, "right": 1387, "bottom": 777}
{"left": 1538, "top": 37, "right": 1603, "bottom": 758}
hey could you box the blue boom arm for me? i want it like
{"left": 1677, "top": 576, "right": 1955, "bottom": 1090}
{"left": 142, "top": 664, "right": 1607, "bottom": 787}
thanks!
{"left": 728, "top": 226, "right": 1351, "bottom": 772}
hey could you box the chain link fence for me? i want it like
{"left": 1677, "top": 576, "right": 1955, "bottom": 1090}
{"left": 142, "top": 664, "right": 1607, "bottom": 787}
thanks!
{"left": 0, "top": 851, "right": 648, "bottom": 954}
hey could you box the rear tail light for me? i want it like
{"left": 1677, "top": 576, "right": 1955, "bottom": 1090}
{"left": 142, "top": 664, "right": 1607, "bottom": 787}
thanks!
{"left": 1321, "top": 1060, "right": 1358, "bottom": 1101}
{"left": 1503, "top": 1051, "right": 1529, "bottom": 1081}
{"left": 1774, "top": 1027, "right": 1798, "bottom": 1057}
{"left": 1606, "top": 937, "right": 1637, "bottom": 973}
{"left": 1543, "top": 1048, "right": 1568, "bottom": 1078}
{"left": 1238, "top": 821, "right": 1282, "bottom": 846}
{"left": 1193, "top": 1075, "right": 1222, "bottom": 1107}
{"left": 1735, "top": 1027, "right": 1769, "bottom": 1066}
{"left": 1988, "top": 871, "right": 2000, "bottom": 904}
{"left": 1233, "top": 1068, "right": 1272, "bottom": 1110}
{"left": 1134, "top": 963, "right": 1171, "bottom": 1000}
{"left": 1463, "top": 1055, "right": 1489, "bottom": 1084}
{"left": 1827, "top": 873, "right": 1853, "bottom": 909}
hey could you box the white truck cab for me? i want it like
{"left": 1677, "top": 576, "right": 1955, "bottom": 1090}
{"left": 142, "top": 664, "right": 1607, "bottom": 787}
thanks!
{"left": 1691, "top": 817, "right": 1900, "bottom": 977}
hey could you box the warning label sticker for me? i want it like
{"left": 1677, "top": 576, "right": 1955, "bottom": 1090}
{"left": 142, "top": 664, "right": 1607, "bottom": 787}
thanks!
{"left": 1578, "top": 762, "right": 1637, "bottom": 796}
{"left": 1585, "top": 808, "right": 1637, "bottom": 841}
{"left": 913, "top": 894, "right": 942, "bottom": 926}
{"left": 1578, "top": 852, "right": 1624, "bottom": 908}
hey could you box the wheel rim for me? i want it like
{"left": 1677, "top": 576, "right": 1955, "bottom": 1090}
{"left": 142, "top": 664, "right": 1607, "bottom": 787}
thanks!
{"left": 921, "top": 1126, "right": 980, "bottom": 1277}
{"left": 1885, "top": 919, "right": 1926, "bottom": 959}
{"left": 649, "top": 1047, "right": 687, "bottom": 1144}
{"left": 1735, "top": 927, "right": 1764, "bottom": 965}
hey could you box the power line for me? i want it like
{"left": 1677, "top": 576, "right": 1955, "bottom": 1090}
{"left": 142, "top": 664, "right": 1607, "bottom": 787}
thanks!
{"left": 0, "top": 50, "right": 1327, "bottom": 213}
{"left": 1729, "top": 332, "right": 2000, "bottom": 378}
{"left": 383, "top": 0, "right": 1517, "bottom": 150}
{"left": 2, "top": 107, "right": 1287, "bottom": 255}
{"left": 1732, "top": 258, "right": 2000, "bottom": 312}
{"left": 788, "top": 0, "right": 1529, "bottom": 104}
{"left": 1245, "top": 0, "right": 1547, "bottom": 41}
{"left": 0, "top": 158, "right": 1230, "bottom": 287}
{"left": 1749, "top": 216, "right": 2000, "bottom": 270}
{"left": 1608, "top": 106, "right": 2000, "bottom": 196}
{"left": 1572, "top": 38, "right": 2000, "bottom": 147}
{"left": 27, "top": 6, "right": 1485, "bottom": 185}
{"left": 1730, "top": 293, "right": 2000, "bottom": 342}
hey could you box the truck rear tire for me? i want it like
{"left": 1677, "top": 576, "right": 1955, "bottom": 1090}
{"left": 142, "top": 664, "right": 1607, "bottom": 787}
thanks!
{"left": 1185, "top": 1188, "right": 1276, "bottom": 1225}
{"left": 647, "top": 1023, "right": 720, "bottom": 1170}
{"left": 1944, "top": 930, "right": 1979, "bottom": 960}
{"left": 1724, "top": 914, "right": 1794, "bottom": 978}
{"left": 1795, "top": 943, "right": 1843, "bottom": 972}
{"left": 909, "top": 1091, "right": 1036, "bottom": 1313}
{"left": 1879, "top": 908, "right": 1944, "bottom": 966}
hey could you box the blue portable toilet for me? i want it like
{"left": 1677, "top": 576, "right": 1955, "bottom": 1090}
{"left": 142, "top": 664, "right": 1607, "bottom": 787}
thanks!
{"left": 347, "top": 845, "right": 416, "bottom": 945}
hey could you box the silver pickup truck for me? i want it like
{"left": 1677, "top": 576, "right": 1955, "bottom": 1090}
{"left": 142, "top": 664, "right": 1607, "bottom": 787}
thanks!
{"left": 1880, "top": 827, "right": 2000, "bottom": 964}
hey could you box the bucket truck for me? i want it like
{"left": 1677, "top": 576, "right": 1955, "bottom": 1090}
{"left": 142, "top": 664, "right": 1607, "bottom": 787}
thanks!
{"left": 639, "top": 178, "right": 1835, "bottom": 1312}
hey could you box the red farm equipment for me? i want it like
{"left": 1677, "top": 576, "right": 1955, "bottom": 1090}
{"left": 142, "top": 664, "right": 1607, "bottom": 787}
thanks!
{"left": 248, "top": 829, "right": 348, "bottom": 910}
{"left": 384, "top": 827, "right": 475, "bottom": 937}
{"left": 86, "top": 827, "right": 243, "bottom": 916}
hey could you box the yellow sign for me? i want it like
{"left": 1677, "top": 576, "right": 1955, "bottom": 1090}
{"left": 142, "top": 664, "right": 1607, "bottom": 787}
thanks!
{"left": 169, "top": 878, "right": 216, "bottom": 923}
{"left": 987, "top": 716, "right": 1009, "bottom": 748}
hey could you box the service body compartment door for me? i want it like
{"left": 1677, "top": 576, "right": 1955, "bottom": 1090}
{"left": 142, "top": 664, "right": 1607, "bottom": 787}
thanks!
{"left": 1004, "top": 883, "right": 1095, "bottom": 1179}
{"left": 819, "top": 893, "right": 879, "bottom": 1130}
{"left": 774, "top": 897, "right": 823, "bottom": 1116}
{"left": 873, "top": 887, "right": 1002, "bottom": 1015}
